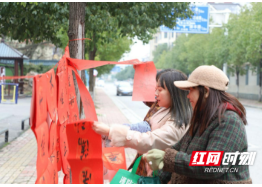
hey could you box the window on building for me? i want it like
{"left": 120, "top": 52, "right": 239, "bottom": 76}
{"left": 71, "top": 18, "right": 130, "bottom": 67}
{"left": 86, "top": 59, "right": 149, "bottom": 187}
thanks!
{"left": 245, "top": 65, "right": 249, "bottom": 85}
{"left": 155, "top": 37, "right": 157, "bottom": 43}
{"left": 164, "top": 32, "right": 167, "bottom": 38}
{"left": 172, "top": 32, "right": 174, "bottom": 38}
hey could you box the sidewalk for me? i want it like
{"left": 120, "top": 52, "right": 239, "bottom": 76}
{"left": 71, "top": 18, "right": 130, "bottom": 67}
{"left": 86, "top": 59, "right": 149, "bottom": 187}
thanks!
{"left": 238, "top": 98, "right": 262, "bottom": 110}
{"left": 0, "top": 88, "right": 137, "bottom": 184}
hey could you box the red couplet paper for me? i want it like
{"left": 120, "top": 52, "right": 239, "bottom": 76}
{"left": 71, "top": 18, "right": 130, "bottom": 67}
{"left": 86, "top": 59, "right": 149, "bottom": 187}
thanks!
{"left": 35, "top": 150, "right": 58, "bottom": 184}
{"left": 30, "top": 76, "right": 36, "bottom": 131}
{"left": 57, "top": 69, "right": 69, "bottom": 124}
{"left": 46, "top": 150, "right": 58, "bottom": 184}
{"left": 35, "top": 121, "right": 49, "bottom": 179}
{"left": 49, "top": 121, "right": 57, "bottom": 156}
{"left": 67, "top": 58, "right": 142, "bottom": 70}
{"left": 30, "top": 74, "right": 59, "bottom": 184}
{"left": 45, "top": 69, "right": 57, "bottom": 122}
{"left": 59, "top": 122, "right": 71, "bottom": 184}
{"left": 56, "top": 54, "right": 70, "bottom": 177}
{"left": 56, "top": 120, "right": 62, "bottom": 172}
{"left": 68, "top": 66, "right": 98, "bottom": 121}
{"left": 35, "top": 169, "right": 51, "bottom": 184}
{"left": 67, "top": 68, "right": 79, "bottom": 123}
{"left": 66, "top": 120, "right": 103, "bottom": 184}
{"left": 102, "top": 147, "right": 127, "bottom": 171}
{"left": 133, "top": 62, "right": 157, "bottom": 101}
{"left": 35, "top": 74, "right": 48, "bottom": 128}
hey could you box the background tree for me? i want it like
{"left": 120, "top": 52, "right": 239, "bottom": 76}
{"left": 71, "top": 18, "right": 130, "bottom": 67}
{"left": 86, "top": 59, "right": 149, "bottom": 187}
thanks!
{"left": 153, "top": 43, "right": 169, "bottom": 63}
{"left": 0, "top": 2, "right": 193, "bottom": 106}
{"left": 57, "top": 27, "right": 133, "bottom": 77}
{"left": 225, "top": 13, "right": 248, "bottom": 98}
{"left": 154, "top": 34, "right": 191, "bottom": 75}
{"left": 205, "top": 27, "right": 228, "bottom": 69}
{"left": 94, "top": 35, "right": 132, "bottom": 76}
{"left": 244, "top": 3, "right": 262, "bottom": 101}
{"left": 184, "top": 34, "right": 208, "bottom": 71}
{"left": 115, "top": 66, "right": 135, "bottom": 81}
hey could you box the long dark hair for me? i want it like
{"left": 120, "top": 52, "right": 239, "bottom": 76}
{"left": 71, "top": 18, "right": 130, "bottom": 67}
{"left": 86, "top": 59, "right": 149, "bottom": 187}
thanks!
{"left": 159, "top": 70, "right": 192, "bottom": 128}
{"left": 189, "top": 86, "right": 247, "bottom": 136}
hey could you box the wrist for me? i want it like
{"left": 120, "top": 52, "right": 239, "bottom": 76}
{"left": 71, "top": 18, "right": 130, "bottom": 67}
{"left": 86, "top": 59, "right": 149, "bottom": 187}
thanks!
{"left": 105, "top": 126, "right": 110, "bottom": 136}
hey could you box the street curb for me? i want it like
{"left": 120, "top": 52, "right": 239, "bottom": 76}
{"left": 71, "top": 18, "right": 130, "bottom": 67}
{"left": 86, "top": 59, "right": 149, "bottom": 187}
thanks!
{"left": 0, "top": 125, "right": 31, "bottom": 150}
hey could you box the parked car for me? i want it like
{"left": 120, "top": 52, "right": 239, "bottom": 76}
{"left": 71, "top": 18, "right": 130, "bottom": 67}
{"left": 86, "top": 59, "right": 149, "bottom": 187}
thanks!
{"left": 116, "top": 82, "right": 133, "bottom": 96}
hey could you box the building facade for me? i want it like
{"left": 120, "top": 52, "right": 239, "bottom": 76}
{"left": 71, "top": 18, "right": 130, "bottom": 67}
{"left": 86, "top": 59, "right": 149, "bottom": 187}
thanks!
{"left": 227, "top": 65, "right": 261, "bottom": 100}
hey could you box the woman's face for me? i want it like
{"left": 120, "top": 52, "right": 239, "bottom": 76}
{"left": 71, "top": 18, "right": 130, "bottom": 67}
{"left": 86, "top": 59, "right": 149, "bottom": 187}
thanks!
{"left": 155, "top": 80, "right": 171, "bottom": 108}
{"left": 187, "top": 87, "right": 199, "bottom": 110}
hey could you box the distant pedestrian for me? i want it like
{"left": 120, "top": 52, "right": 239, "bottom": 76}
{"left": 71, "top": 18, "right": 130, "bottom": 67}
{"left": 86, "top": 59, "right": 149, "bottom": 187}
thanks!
{"left": 93, "top": 69, "right": 192, "bottom": 176}
{"left": 144, "top": 65, "right": 251, "bottom": 184}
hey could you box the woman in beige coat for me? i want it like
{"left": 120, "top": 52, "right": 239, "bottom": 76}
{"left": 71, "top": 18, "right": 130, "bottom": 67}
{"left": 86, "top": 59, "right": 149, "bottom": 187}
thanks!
{"left": 93, "top": 70, "right": 192, "bottom": 173}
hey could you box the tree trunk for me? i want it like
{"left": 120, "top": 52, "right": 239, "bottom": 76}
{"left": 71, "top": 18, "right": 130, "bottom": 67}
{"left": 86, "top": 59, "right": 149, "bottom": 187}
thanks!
{"left": 259, "top": 60, "right": 262, "bottom": 102}
{"left": 68, "top": 2, "right": 86, "bottom": 117}
{"left": 236, "top": 67, "right": 239, "bottom": 98}
{"left": 88, "top": 33, "right": 97, "bottom": 98}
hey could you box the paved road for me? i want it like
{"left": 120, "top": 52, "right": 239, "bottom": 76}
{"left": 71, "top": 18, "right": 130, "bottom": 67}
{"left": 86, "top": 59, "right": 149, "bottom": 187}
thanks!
{"left": 0, "top": 98, "right": 31, "bottom": 148}
{"left": 244, "top": 107, "right": 262, "bottom": 184}
{"left": 101, "top": 83, "right": 149, "bottom": 122}
{"left": 101, "top": 82, "right": 262, "bottom": 184}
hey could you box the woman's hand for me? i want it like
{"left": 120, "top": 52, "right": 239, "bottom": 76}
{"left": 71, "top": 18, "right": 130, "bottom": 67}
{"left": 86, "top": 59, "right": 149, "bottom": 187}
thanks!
{"left": 143, "top": 149, "right": 165, "bottom": 170}
{"left": 92, "top": 121, "right": 110, "bottom": 136}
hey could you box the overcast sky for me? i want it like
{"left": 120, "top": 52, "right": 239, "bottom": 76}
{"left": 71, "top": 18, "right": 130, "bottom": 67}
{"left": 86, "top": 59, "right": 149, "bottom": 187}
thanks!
{"left": 120, "top": 36, "right": 150, "bottom": 62}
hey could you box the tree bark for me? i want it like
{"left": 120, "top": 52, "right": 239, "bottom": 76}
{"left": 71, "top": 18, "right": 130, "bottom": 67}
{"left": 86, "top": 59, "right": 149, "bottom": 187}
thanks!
{"left": 236, "top": 67, "right": 239, "bottom": 99}
{"left": 68, "top": 2, "right": 86, "bottom": 117}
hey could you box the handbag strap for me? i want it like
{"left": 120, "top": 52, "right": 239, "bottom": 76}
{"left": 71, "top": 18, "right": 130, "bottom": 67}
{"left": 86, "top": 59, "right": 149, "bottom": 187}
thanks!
{"left": 131, "top": 155, "right": 142, "bottom": 174}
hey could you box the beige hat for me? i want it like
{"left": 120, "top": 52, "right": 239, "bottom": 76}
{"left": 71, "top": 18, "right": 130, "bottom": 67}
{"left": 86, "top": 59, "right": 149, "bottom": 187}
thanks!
{"left": 174, "top": 65, "right": 229, "bottom": 91}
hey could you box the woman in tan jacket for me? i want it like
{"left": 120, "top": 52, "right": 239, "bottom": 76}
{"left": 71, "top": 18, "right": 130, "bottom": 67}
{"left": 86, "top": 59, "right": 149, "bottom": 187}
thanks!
{"left": 93, "top": 70, "right": 192, "bottom": 174}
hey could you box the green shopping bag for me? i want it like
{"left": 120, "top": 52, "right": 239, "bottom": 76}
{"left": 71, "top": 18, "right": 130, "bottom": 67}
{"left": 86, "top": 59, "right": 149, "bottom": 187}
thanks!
{"left": 137, "top": 171, "right": 161, "bottom": 184}
{"left": 110, "top": 156, "right": 142, "bottom": 184}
